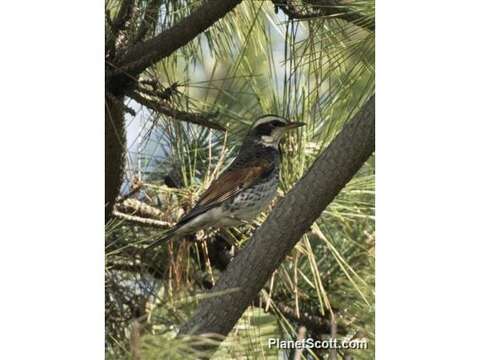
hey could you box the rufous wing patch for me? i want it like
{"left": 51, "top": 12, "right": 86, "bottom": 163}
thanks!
{"left": 175, "top": 159, "right": 273, "bottom": 226}
{"left": 198, "top": 161, "right": 271, "bottom": 206}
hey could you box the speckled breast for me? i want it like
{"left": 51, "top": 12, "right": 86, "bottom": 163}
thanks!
{"left": 225, "top": 168, "right": 280, "bottom": 221}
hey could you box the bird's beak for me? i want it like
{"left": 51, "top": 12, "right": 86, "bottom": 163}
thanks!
{"left": 283, "top": 121, "right": 306, "bottom": 130}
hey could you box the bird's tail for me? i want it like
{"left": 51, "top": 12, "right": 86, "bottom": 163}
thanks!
{"left": 144, "top": 226, "right": 178, "bottom": 251}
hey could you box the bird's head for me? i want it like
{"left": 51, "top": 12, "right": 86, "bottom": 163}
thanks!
{"left": 249, "top": 115, "right": 305, "bottom": 148}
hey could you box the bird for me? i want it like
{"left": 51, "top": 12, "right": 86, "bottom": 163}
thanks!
{"left": 149, "top": 114, "right": 305, "bottom": 247}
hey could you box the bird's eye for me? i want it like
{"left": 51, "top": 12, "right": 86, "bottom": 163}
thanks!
{"left": 255, "top": 123, "right": 273, "bottom": 135}
{"left": 271, "top": 120, "right": 284, "bottom": 127}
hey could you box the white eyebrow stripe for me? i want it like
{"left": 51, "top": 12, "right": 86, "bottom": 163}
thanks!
{"left": 252, "top": 115, "right": 288, "bottom": 127}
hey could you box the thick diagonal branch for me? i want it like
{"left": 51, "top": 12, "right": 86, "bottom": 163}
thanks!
{"left": 178, "top": 95, "right": 375, "bottom": 354}
{"left": 115, "top": 0, "right": 242, "bottom": 78}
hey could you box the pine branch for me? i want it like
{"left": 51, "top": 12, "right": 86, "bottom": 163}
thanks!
{"left": 294, "top": 326, "right": 306, "bottom": 360}
{"left": 116, "top": 198, "right": 164, "bottom": 219}
{"left": 272, "top": 0, "right": 374, "bottom": 31}
{"left": 177, "top": 95, "right": 375, "bottom": 354}
{"left": 127, "top": 91, "right": 225, "bottom": 131}
{"left": 133, "top": 0, "right": 161, "bottom": 44}
{"left": 136, "top": 81, "right": 180, "bottom": 102}
{"left": 116, "top": 177, "right": 143, "bottom": 203}
{"left": 113, "top": 0, "right": 242, "bottom": 79}
{"left": 112, "top": 210, "right": 172, "bottom": 228}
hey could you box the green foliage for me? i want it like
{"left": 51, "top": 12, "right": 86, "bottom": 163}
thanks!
{"left": 106, "top": 0, "right": 375, "bottom": 358}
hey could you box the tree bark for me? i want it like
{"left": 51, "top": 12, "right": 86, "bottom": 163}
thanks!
{"left": 105, "top": 96, "right": 126, "bottom": 222}
{"left": 178, "top": 95, "right": 375, "bottom": 353}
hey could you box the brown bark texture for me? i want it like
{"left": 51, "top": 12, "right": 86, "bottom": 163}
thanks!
{"left": 105, "top": 96, "right": 126, "bottom": 221}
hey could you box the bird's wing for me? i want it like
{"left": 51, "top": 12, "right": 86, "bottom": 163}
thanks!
{"left": 176, "top": 159, "right": 274, "bottom": 226}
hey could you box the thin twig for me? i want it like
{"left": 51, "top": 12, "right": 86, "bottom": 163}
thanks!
{"left": 272, "top": 0, "right": 374, "bottom": 31}
{"left": 116, "top": 198, "right": 163, "bottom": 219}
{"left": 136, "top": 82, "right": 180, "bottom": 102}
{"left": 329, "top": 311, "right": 338, "bottom": 360}
{"left": 294, "top": 326, "right": 306, "bottom": 360}
{"left": 113, "top": 210, "right": 172, "bottom": 228}
{"left": 116, "top": 177, "right": 144, "bottom": 203}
